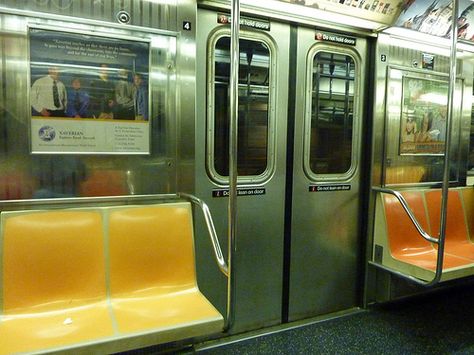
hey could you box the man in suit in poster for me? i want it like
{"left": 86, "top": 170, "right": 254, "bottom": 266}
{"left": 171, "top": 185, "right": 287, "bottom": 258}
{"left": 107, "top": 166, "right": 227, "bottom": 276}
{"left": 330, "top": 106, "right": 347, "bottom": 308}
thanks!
{"left": 31, "top": 66, "right": 67, "bottom": 117}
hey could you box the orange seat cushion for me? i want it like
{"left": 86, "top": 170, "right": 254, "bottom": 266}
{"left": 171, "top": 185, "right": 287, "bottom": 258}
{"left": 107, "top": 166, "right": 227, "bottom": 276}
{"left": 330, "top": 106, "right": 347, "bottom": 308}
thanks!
{"left": 383, "top": 191, "right": 470, "bottom": 270}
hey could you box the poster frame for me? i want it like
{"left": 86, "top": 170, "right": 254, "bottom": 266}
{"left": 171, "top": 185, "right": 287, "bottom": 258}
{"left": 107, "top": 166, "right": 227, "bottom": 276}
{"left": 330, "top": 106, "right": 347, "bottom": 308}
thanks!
{"left": 398, "top": 74, "right": 449, "bottom": 157}
{"left": 27, "top": 23, "right": 152, "bottom": 155}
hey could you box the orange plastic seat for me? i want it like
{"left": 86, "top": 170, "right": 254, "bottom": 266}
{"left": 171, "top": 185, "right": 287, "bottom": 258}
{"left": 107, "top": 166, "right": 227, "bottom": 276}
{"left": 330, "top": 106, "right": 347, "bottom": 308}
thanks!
{"left": 0, "top": 210, "right": 114, "bottom": 355}
{"left": 383, "top": 191, "right": 470, "bottom": 271}
{"left": 425, "top": 189, "right": 474, "bottom": 261}
{"left": 108, "top": 204, "right": 223, "bottom": 341}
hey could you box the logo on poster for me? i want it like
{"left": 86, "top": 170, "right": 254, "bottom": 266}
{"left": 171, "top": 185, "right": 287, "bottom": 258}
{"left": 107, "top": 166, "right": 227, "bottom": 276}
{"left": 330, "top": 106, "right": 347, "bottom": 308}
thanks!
{"left": 38, "top": 126, "right": 56, "bottom": 142}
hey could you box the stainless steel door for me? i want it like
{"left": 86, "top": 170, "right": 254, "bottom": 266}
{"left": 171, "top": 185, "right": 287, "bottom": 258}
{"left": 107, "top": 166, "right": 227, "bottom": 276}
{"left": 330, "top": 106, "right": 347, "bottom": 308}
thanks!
{"left": 195, "top": 8, "right": 290, "bottom": 333}
{"left": 196, "top": 10, "right": 367, "bottom": 330}
{"left": 288, "top": 27, "right": 367, "bottom": 320}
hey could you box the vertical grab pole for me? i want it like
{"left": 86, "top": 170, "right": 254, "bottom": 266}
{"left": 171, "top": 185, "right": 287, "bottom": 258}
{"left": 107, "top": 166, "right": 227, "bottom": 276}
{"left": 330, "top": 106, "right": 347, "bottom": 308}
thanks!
{"left": 225, "top": 0, "right": 240, "bottom": 332}
{"left": 432, "top": 0, "right": 459, "bottom": 285}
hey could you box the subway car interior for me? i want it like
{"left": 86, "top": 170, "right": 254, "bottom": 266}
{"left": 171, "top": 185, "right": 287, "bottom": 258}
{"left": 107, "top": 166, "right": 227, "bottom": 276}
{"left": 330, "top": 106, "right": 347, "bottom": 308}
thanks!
{"left": 3, "top": 0, "right": 474, "bottom": 353}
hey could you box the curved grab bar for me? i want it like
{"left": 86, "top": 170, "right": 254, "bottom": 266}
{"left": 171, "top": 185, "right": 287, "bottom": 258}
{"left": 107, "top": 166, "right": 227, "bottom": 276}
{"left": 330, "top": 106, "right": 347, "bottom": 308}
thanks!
{"left": 371, "top": 186, "right": 447, "bottom": 287}
{"left": 372, "top": 187, "right": 438, "bottom": 244}
{"left": 179, "top": 193, "right": 229, "bottom": 277}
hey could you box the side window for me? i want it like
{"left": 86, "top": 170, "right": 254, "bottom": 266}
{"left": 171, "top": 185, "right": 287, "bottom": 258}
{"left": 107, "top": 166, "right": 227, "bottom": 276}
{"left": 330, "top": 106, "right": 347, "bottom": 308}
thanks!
{"left": 307, "top": 51, "right": 357, "bottom": 178}
{"left": 208, "top": 34, "right": 274, "bottom": 183}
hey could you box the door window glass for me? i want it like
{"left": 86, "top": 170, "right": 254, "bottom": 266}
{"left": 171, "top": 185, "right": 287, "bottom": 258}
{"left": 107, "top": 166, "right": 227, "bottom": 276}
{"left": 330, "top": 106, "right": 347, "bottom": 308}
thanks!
{"left": 211, "top": 36, "right": 271, "bottom": 178}
{"left": 309, "top": 52, "right": 355, "bottom": 175}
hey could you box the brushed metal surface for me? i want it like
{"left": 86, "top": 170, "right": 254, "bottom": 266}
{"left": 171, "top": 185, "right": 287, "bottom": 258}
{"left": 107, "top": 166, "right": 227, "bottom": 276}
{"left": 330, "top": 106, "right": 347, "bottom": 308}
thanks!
{"left": 288, "top": 25, "right": 367, "bottom": 321}
{"left": 0, "top": 0, "right": 177, "bottom": 31}
{"left": 195, "top": 7, "right": 289, "bottom": 333}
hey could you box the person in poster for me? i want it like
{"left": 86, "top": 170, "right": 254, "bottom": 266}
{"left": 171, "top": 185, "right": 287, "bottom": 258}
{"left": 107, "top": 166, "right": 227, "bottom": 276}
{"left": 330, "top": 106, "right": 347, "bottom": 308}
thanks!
{"left": 66, "top": 78, "right": 90, "bottom": 118}
{"left": 89, "top": 64, "right": 115, "bottom": 119}
{"left": 31, "top": 66, "right": 67, "bottom": 117}
{"left": 401, "top": 109, "right": 417, "bottom": 143}
{"left": 415, "top": 111, "right": 433, "bottom": 142}
{"left": 431, "top": 105, "right": 447, "bottom": 141}
{"left": 115, "top": 68, "right": 135, "bottom": 120}
{"left": 133, "top": 73, "right": 148, "bottom": 121}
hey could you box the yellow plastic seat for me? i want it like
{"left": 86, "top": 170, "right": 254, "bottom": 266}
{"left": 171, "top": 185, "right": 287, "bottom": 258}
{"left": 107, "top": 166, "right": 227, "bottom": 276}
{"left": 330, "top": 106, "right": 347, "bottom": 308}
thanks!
{"left": 0, "top": 210, "right": 114, "bottom": 355}
{"left": 108, "top": 204, "right": 223, "bottom": 342}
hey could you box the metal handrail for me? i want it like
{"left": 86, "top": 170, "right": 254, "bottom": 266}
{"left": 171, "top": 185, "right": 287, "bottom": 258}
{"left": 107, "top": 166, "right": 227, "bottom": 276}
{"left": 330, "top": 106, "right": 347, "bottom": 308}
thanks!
{"left": 371, "top": 186, "right": 445, "bottom": 287}
{"left": 372, "top": 187, "right": 438, "bottom": 244}
{"left": 179, "top": 193, "right": 229, "bottom": 277}
{"left": 226, "top": 0, "right": 240, "bottom": 333}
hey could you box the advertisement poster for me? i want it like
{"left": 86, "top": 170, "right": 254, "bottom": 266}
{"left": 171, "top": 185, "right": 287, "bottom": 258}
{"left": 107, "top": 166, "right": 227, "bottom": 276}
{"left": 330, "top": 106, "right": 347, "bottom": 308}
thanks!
{"left": 277, "top": 0, "right": 405, "bottom": 26}
{"left": 396, "top": 0, "right": 474, "bottom": 41}
{"left": 29, "top": 28, "right": 150, "bottom": 154}
{"left": 399, "top": 76, "right": 447, "bottom": 155}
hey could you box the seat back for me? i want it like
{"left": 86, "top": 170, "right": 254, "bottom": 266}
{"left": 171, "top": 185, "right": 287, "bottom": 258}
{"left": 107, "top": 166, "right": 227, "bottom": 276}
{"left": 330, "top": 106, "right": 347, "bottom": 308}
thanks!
{"left": 385, "top": 166, "right": 426, "bottom": 185}
{"left": 1, "top": 210, "right": 106, "bottom": 313}
{"left": 383, "top": 191, "right": 432, "bottom": 256}
{"left": 108, "top": 203, "right": 197, "bottom": 297}
{"left": 461, "top": 188, "right": 474, "bottom": 241}
{"left": 425, "top": 189, "right": 469, "bottom": 243}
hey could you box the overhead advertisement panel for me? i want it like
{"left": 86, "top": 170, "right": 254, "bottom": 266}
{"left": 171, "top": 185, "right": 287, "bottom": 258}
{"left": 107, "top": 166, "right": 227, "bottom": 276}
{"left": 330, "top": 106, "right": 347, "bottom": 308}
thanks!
{"left": 396, "top": 1, "right": 474, "bottom": 41}
{"left": 277, "top": 0, "right": 406, "bottom": 26}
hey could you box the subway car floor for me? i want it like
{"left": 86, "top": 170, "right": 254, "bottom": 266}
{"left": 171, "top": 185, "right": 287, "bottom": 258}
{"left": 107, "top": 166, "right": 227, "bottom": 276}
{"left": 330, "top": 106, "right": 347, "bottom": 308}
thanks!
{"left": 127, "top": 280, "right": 474, "bottom": 355}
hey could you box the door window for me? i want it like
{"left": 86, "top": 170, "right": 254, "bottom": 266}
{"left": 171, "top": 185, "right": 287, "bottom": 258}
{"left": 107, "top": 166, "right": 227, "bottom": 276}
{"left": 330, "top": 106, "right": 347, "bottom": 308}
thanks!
{"left": 306, "top": 50, "right": 358, "bottom": 179}
{"left": 208, "top": 33, "right": 275, "bottom": 183}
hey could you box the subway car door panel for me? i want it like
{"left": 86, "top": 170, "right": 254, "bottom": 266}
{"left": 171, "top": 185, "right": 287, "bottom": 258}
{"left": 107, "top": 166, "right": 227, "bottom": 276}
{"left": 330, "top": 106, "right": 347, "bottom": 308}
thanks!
{"left": 288, "top": 27, "right": 367, "bottom": 320}
{"left": 195, "top": 8, "right": 290, "bottom": 332}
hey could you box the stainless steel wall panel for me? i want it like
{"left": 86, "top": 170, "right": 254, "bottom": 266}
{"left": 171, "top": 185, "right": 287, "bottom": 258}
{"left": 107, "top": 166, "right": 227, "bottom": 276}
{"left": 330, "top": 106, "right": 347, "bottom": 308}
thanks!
{"left": 0, "top": 0, "right": 178, "bottom": 31}
{"left": 176, "top": 0, "right": 196, "bottom": 194}
{"left": 0, "top": 0, "right": 190, "bottom": 201}
{"left": 388, "top": 43, "right": 451, "bottom": 74}
{"left": 377, "top": 34, "right": 469, "bottom": 187}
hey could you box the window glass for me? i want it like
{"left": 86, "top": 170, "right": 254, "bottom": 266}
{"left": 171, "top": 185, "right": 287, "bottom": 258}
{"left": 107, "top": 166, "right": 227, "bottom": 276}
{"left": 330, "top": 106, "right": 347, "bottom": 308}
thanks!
{"left": 212, "top": 36, "right": 271, "bottom": 177}
{"left": 309, "top": 52, "right": 355, "bottom": 175}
